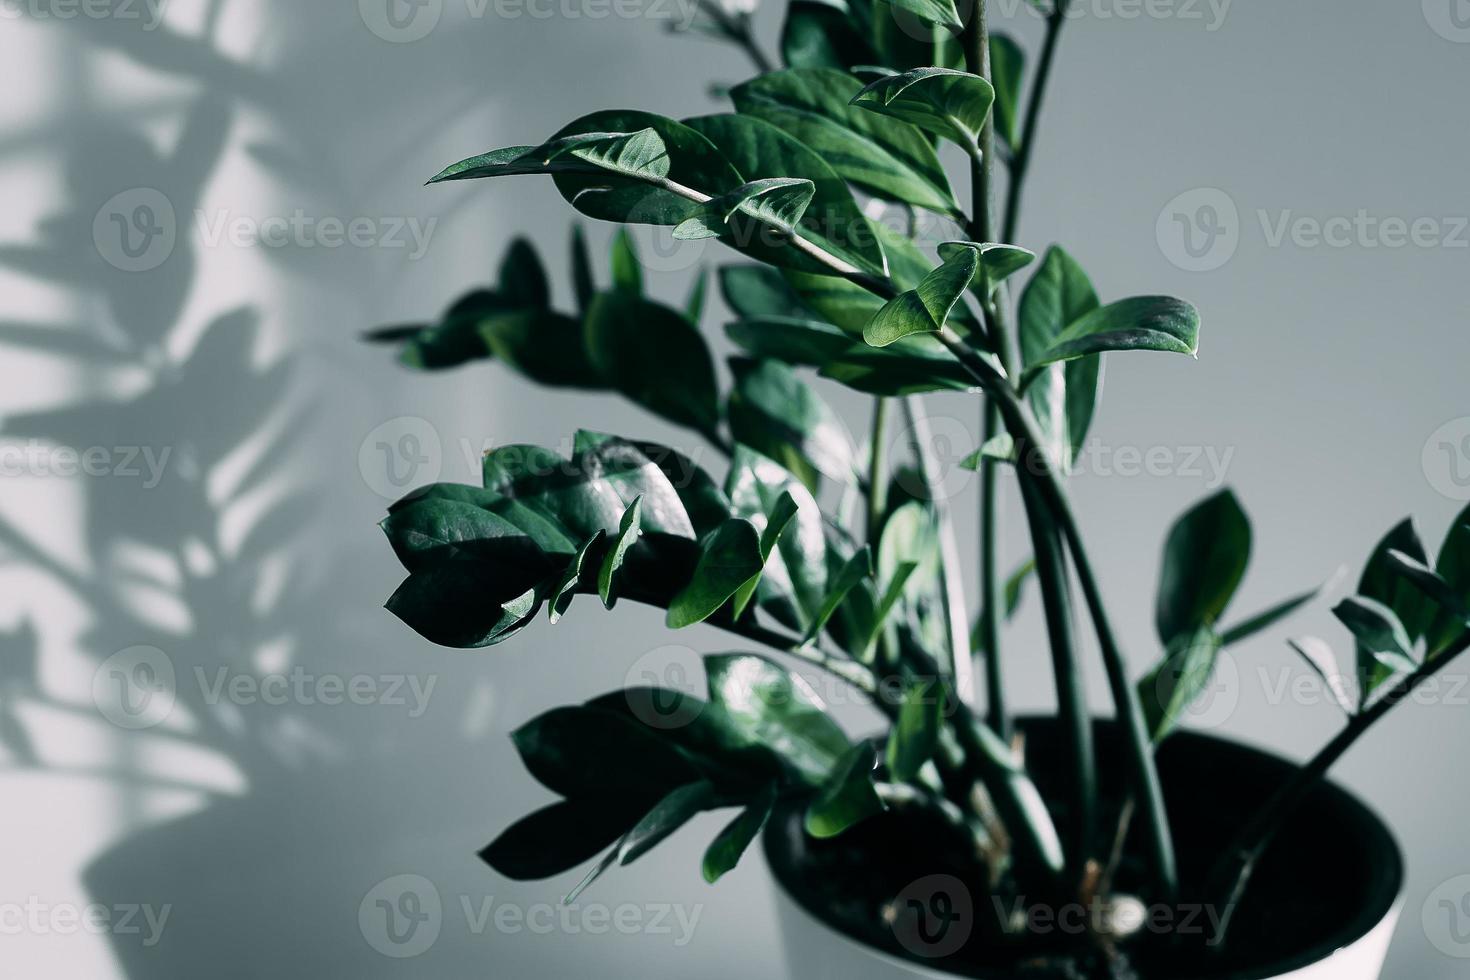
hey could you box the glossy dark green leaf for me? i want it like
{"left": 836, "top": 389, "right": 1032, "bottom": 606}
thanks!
{"left": 497, "top": 237, "right": 550, "bottom": 309}
{"left": 706, "top": 653, "right": 852, "bottom": 784}
{"left": 380, "top": 498, "right": 551, "bottom": 573}
{"left": 430, "top": 128, "right": 670, "bottom": 184}
{"left": 851, "top": 67, "right": 995, "bottom": 153}
{"left": 942, "top": 241, "right": 1035, "bottom": 294}
{"left": 1334, "top": 596, "right": 1417, "bottom": 673}
{"left": 727, "top": 315, "right": 856, "bottom": 365}
{"left": 804, "top": 742, "right": 886, "bottom": 838}
{"left": 674, "top": 178, "right": 816, "bottom": 241}
{"left": 568, "top": 780, "right": 718, "bottom": 902}
{"left": 479, "top": 308, "right": 603, "bottom": 388}
{"left": 1022, "top": 296, "right": 1200, "bottom": 381}
{"left": 703, "top": 788, "right": 777, "bottom": 883}
{"left": 878, "top": 501, "right": 941, "bottom": 601}
{"left": 1286, "top": 636, "right": 1355, "bottom": 715}
{"left": 781, "top": 0, "right": 877, "bottom": 71}
{"left": 1155, "top": 490, "right": 1251, "bottom": 645}
{"left": 885, "top": 677, "right": 943, "bottom": 781}
{"left": 386, "top": 557, "right": 541, "bottom": 649}
{"left": 1426, "top": 508, "right": 1470, "bottom": 655}
{"left": 1019, "top": 245, "right": 1102, "bottom": 467}
{"left": 1359, "top": 518, "right": 1433, "bottom": 647}
{"left": 583, "top": 291, "right": 721, "bottom": 437}
{"left": 720, "top": 265, "right": 807, "bottom": 319}
{"left": 990, "top": 33, "right": 1025, "bottom": 149}
{"left": 598, "top": 497, "right": 643, "bottom": 608}
{"left": 667, "top": 519, "right": 765, "bottom": 628}
{"left": 549, "top": 531, "right": 605, "bottom": 623}
{"left": 732, "top": 69, "right": 958, "bottom": 216}
{"left": 864, "top": 242, "right": 1029, "bottom": 347}
{"left": 726, "top": 447, "right": 830, "bottom": 627}
{"left": 573, "top": 431, "right": 697, "bottom": 538}
{"left": 482, "top": 443, "right": 625, "bottom": 541}
{"left": 1218, "top": 588, "right": 1320, "bottom": 647}
{"left": 480, "top": 798, "right": 644, "bottom": 881}
{"left": 1138, "top": 626, "right": 1223, "bottom": 742}
{"left": 629, "top": 439, "right": 732, "bottom": 541}
{"left": 684, "top": 266, "right": 709, "bottom": 323}
{"left": 683, "top": 112, "right": 887, "bottom": 275}
{"left": 800, "top": 546, "right": 874, "bottom": 647}
{"left": 571, "top": 225, "right": 596, "bottom": 311}
{"left": 886, "top": 0, "right": 962, "bottom": 31}
{"left": 610, "top": 228, "right": 642, "bottom": 294}
{"left": 728, "top": 358, "right": 855, "bottom": 491}
{"left": 385, "top": 290, "right": 504, "bottom": 370}
{"left": 512, "top": 705, "right": 701, "bottom": 802}
{"left": 732, "top": 491, "right": 800, "bottom": 619}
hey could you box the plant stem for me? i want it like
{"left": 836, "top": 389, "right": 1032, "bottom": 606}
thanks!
{"left": 867, "top": 397, "right": 891, "bottom": 545}
{"left": 978, "top": 404, "right": 1009, "bottom": 738}
{"left": 1001, "top": 0, "right": 1071, "bottom": 244}
{"left": 692, "top": 1, "right": 773, "bottom": 73}
{"left": 1208, "top": 629, "right": 1470, "bottom": 938}
{"left": 1019, "top": 473, "right": 1096, "bottom": 881}
{"left": 726, "top": 618, "right": 891, "bottom": 711}
{"left": 901, "top": 396, "right": 975, "bottom": 707}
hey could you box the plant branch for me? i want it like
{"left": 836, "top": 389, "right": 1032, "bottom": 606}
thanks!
{"left": 688, "top": 1, "right": 774, "bottom": 73}
{"left": 902, "top": 396, "right": 975, "bottom": 706}
{"left": 723, "top": 616, "right": 895, "bottom": 715}
{"left": 1001, "top": 0, "right": 1071, "bottom": 244}
{"left": 1207, "top": 628, "right": 1470, "bottom": 936}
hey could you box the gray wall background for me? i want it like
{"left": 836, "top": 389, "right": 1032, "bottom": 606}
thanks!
{"left": 0, "top": 0, "right": 1467, "bottom": 976}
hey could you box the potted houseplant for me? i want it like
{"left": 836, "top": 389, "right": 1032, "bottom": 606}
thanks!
{"left": 368, "top": 1, "right": 1467, "bottom": 976}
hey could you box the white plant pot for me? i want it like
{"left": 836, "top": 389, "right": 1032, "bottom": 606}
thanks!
{"left": 768, "top": 880, "right": 1402, "bottom": 980}
{"left": 762, "top": 722, "right": 1405, "bottom": 980}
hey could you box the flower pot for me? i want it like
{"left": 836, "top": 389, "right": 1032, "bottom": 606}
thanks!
{"left": 763, "top": 720, "right": 1403, "bottom": 980}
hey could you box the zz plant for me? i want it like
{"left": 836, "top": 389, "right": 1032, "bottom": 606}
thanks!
{"left": 368, "top": 1, "right": 1470, "bottom": 975}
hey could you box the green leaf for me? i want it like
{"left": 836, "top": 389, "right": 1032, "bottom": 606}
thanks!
{"left": 973, "top": 558, "right": 1036, "bottom": 653}
{"left": 573, "top": 431, "right": 698, "bottom": 538}
{"left": 728, "top": 358, "right": 855, "bottom": 491}
{"left": 727, "top": 447, "right": 829, "bottom": 629}
{"left": 571, "top": 225, "right": 596, "bottom": 312}
{"left": 732, "top": 69, "right": 958, "bottom": 216}
{"left": 379, "top": 498, "right": 553, "bottom": 573}
{"left": 610, "top": 228, "right": 642, "bottom": 294}
{"left": 1138, "top": 626, "right": 1224, "bottom": 742}
{"left": 476, "top": 308, "right": 604, "bottom": 389}
{"left": 732, "top": 491, "right": 801, "bottom": 619}
{"left": 482, "top": 443, "right": 625, "bottom": 541}
{"left": 1334, "top": 595, "right": 1418, "bottom": 681}
{"left": 1286, "top": 636, "right": 1355, "bottom": 715}
{"left": 703, "top": 788, "right": 777, "bottom": 883}
{"left": 800, "top": 546, "right": 874, "bottom": 647}
{"left": 1155, "top": 490, "right": 1252, "bottom": 645}
{"left": 1218, "top": 588, "right": 1320, "bottom": 647}
{"left": 942, "top": 241, "right": 1036, "bottom": 294}
{"left": 386, "top": 559, "right": 541, "bottom": 649}
{"left": 1019, "top": 245, "right": 1103, "bottom": 467}
{"left": 629, "top": 439, "right": 732, "bottom": 541}
{"left": 598, "top": 496, "right": 643, "bottom": 608}
{"left": 863, "top": 242, "right": 1031, "bottom": 347}
{"left": 1426, "top": 509, "right": 1470, "bottom": 656}
{"left": 683, "top": 112, "right": 888, "bottom": 276}
{"left": 804, "top": 743, "right": 886, "bottom": 838}
{"left": 1022, "top": 296, "right": 1200, "bottom": 381}
{"left": 782, "top": 0, "right": 876, "bottom": 70}
{"left": 851, "top": 68, "right": 995, "bottom": 153}
{"left": 549, "top": 531, "right": 605, "bottom": 624}
{"left": 498, "top": 237, "right": 550, "bottom": 308}
{"left": 674, "top": 178, "right": 816, "bottom": 241}
{"left": 431, "top": 129, "right": 670, "bottom": 184}
{"left": 861, "top": 561, "right": 919, "bottom": 661}
{"left": 480, "top": 798, "right": 642, "bottom": 881}
{"left": 885, "top": 677, "right": 943, "bottom": 782}
{"left": 720, "top": 265, "right": 807, "bottom": 319}
{"left": 878, "top": 501, "right": 941, "bottom": 602}
{"left": 583, "top": 291, "right": 721, "bottom": 437}
{"left": 667, "top": 519, "right": 765, "bottom": 628}
{"left": 511, "top": 705, "right": 701, "bottom": 804}
{"left": 886, "top": 0, "right": 963, "bottom": 31}
{"left": 728, "top": 315, "right": 856, "bottom": 365}
{"left": 569, "top": 780, "right": 719, "bottom": 902}
{"left": 990, "top": 33, "right": 1026, "bottom": 149}
{"left": 684, "top": 266, "right": 709, "bottom": 323}
{"left": 705, "top": 653, "right": 852, "bottom": 784}
{"left": 1358, "top": 519, "right": 1433, "bottom": 650}
{"left": 1387, "top": 548, "right": 1470, "bottom": 658}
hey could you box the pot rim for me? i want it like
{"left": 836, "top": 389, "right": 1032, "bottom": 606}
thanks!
{"left": 762, "top": 724, "right": 1405, "bottom": 980}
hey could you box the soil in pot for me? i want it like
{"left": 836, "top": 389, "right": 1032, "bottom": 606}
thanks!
{"left": 763, "top": 719, "right": 1402, "bottom": 980}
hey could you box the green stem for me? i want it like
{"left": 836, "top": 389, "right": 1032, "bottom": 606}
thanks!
{"left": 1208, "top": 629, "right": 1470, "bottom": 939}
{"left": 1001, "top": 0, "right": 1071, "bottom": 244}
{"left": 1019, "top": 473, "right": 1096, "bottom": 882}
{"left": 902, "top": 396, "right": 975, "bottom": 706}
{"left": 867, "top": 397, "right": 891, "bottom": 545}
{"left": 978, "top": 403, "right": 1009, "bottom": 739}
